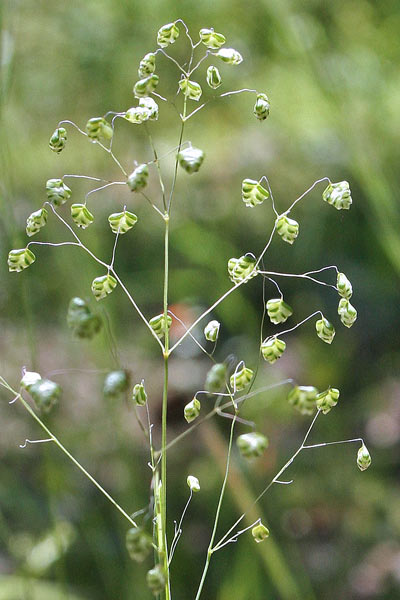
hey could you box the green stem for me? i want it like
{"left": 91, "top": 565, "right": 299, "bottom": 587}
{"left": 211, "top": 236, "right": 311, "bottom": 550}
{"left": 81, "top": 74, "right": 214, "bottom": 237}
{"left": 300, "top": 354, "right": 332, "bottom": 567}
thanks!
{"left": 194, "top": 413, "right": 238, "bottom": 600}
{"left": 159, "top": 214, "right": 171, "bottom": 600}
{"left": 0, "top": 379, "right": 137, "bottom": 529}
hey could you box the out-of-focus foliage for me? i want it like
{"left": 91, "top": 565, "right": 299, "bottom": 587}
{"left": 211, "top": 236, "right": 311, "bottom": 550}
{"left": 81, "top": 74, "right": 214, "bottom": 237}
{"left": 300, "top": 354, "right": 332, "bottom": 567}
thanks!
{"left": 1, "top": 1, "right": 400, "bottom": 599}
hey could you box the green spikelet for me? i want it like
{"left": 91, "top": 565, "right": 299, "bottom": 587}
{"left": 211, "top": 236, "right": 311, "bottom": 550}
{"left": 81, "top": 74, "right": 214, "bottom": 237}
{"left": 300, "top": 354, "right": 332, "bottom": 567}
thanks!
{"left": 337, "top": 272, "right": 353, "bottom": 300}
{"left": 205, "top": 363, "right": 227, "bottom": 393}
{"left": 204, "top": 320, "right": 220, "bottom": 342}
{"left": 149, "top": 313, "right": 172, "bottom": 338}
{"left": 199, "top": 28, "right": 226, "bottom": 49}
{"left": 338, "top": 298, "right": 357, "bottom": 328}
{"left": 103, "top": 370, "right": 130, "bottom": 398}
{"left": 254, "top": 93, "right": 270, "bottom": 120}
{"left": 126, "top": 527, "right": 153, "bottom": 562}
{"left": 132, "top": 382, "right": 147, "bottom": 406}
{"left": 179, "top": 78, "right": 202, "bottom": 101}
{"left": 266, "top": 298, "right": 293, "bottom": 324}
{"left": 49, "top": 127, "right": 67, "bottom": 153}
{"left": 315, "top": 316, "right": 336, "bottom": 344}
{"left": 146, "top": 565, "right": 166, "bottom": 596}
{"left": 241, "top": 179, "right": 269, "bottom": 208}
{"left": 252, "top": 523, "right": 270, "bottom": 543}
{"left": 228, "top": 254, "right": 258, "bottom": 284}
{"left": 178, "top": 147, "right": 205, "bottom": 174}
{"left": 85, "top": 117, "right": 113, "bottom": 141}
{"left": 322, "top": 181, "right": 352, "bottom": 210}
{"left": 275, "top": 215, "right": 299, "bottom": 244}
{"left": 237, "top": 432, "right": 268, "bottom": 458}
{"left": 206, "top": 65, "right": 222, "bottom": 89}
{"left": 357, "top": 443, "right": 371, "bottom": 471}
{"left": 26, "top": 208, "right": 48, "bottom": 237}
{"left": 230, "top": 364, "right": 253, "bottom": 391}
{"left": 29, "top": 379, "right": 61, "bottom": 413}
{"left": 316, "top": 388, "right": 340, "bottom": 414}
{"left": 127, "top": 164, "right": 149, "bottom": 191}
{"left": 46, "top": 179, "right": 72, "bottom": 206}
{"left": 138, "top": 52, "right": 156, "bottom": 78}
{"left": 288, "top": 385, "right": 318, "bottom": 415}
{"left": 91, "top": 274, "right": 117, "bottom": 301}
{"left": 184, "top": 398, "right": 201, "bottom": 423}
{"left": 67, "top": 297, "right": 102, "bottom": 339}
{"left": 71, "top": 204, "right": 94, "bottom": 229}
{"left": 157, "top": 22, "right": 179, "bottom": 47}
{"left": 108, "top": 210, "right": 138, "bottom": 234}
{"left": 216, "top": 48, "right": 243, "bottom": 65}
{"left": 133, "top": 74, "right": 159, "bottom": 98}
{"left": 8, "top": 248, "right": 36, "bottom": 272}
{"left": 261, "top": 337, "right": 286, "bottom": 364}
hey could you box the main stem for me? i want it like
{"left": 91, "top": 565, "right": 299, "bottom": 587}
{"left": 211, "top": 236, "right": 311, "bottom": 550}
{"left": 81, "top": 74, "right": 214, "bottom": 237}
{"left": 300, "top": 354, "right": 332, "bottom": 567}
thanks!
{"left": 160, "top": 214, "right": 171, "bottom": 599}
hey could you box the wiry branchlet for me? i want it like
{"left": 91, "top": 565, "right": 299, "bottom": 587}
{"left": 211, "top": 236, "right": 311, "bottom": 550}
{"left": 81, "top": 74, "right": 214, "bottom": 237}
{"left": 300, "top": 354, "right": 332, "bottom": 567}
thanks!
{"left": 337, "top": 272, "right": 353, "bottom": 300}
{"left": 157, "top": 22, "right": 179, "bottom": 48}
{"left": 178, "top": 147, "right": 205, "bottom": 174}
{"left": 71, "top": 204, "right": 94, "bottom": 229}
{"left": 46, "top": 179, "right": 72, "bottom": 206}
{"left": 275, "top": 215, "right": 299, "bottom": 244}
{"left": 288, "top": 385, "right": 318, "bottom": 415}
{"left": 187, "top": 475, "right": 201, "bottom": 492}
{"left": 261, "top": 337, "right": 286, "bottom": 364}
{"left": 133, "top": 74, "right": 159, "bottom": 98}
{"left": 237, "top": 432, "right": 268, "bottom": 458}
{"left": 253, "top": 93, "right": 270, "bottom": 121}
{"left": 108, "top": 210, "right": 138, "bottom": 234}
{"left": 184, "top": 398, "right": 201, "bottom": 423}
{"left": 29, "top": 378, "right": 61, "bottom": 413}
{"left": 228, "top": 254, "right": 258, "bottom": 284}
{"left": 49, "top": 127, "right": 67, "bottom": 153}
{"left": 132, "top": 382, "right": 147, "bottom": 406}
{"left": 199, "top": 28, "right": 226, "bottom": 49}
{"left": 126, "top": 527, "right": 153, "bottom": 563}
{"left": 230, "top": 364, "right": 253, "bottom": 391}
{"left": 127, "top": 163, "right": 149, "bottom": 192}
{"left": 20, "top": 371, "right": 42, "bottom": 390}
{"left": 316, "top": 316, "right": 336, "bottom": 344}
{"left": 316, "top": 387, "right": 340, "bottom": 414}
{"left": 241, "top": 179, "right": 269, "bottom": 208}
{"left": 252, "top": 522, "right": 270, "bottom": 543}
{"left": 138, "top": 52, "right": 156, "bottom": 78}
{"left": 85, "top": 117, "right": 113, "bottom": 142}
{"left": 206, "top": 65, "right": 222, "bottom": 89}
{"left": 149, "top": 313, "right": 172, "bottom": 338}
{"left": 26, "top": 208, "right": 48, "bottom": 237}
{"left": 8, "top": 248, "right": 36, "bottom": 273}
{"left": 179, "top": 78, "right": 202, "bottom": 101}
{"left": 205, "top": 363, "right": 227, "bottom": 393}
{"left": 67, "top": 297, "right": 102, "bottom": 339}
{"left": 204, "top": 320, "right": 220, "bottom": 342}
{"left": 357, "top": 443, "right": 371, "bottom": 472}
{"left": 91, "top": 273, "right": 118, "bottom": 301}
{"left": 266, "top": 298, "right": 293, "bottom": 324}
{"left": 103, "top": 370, "right": 130, "bottom": 399}
{"left": 215, "top": 48, "right": 243, "bottom": 65}
{"left": 323, "top": 181, "right": 352, "bottom": 210}
{"left": 338, "top": 298, "right": 357, "bottom": 328}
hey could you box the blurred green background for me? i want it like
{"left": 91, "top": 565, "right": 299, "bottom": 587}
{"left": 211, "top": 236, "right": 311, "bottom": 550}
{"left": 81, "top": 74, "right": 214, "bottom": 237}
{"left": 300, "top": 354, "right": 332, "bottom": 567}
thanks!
{"left": 1, "top": 1, "right": 400, "bottom": 599}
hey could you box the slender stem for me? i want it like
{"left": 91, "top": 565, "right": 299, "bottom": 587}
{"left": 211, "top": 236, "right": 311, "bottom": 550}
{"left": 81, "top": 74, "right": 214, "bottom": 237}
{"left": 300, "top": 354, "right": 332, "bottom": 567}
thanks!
{"left": 194, "top": 414, "right": 238, "bottom": 600}
{"left": 167, "top": 97, "right": 187, "bottom": 213}
{"left": 160, "top": 214, "right": 171, "bottom": 599}
{"left": 0, "top": 379, "right": 137, "bottom": 528}
{"left": 144, "top": 124, "right": 167, "bottom": 212}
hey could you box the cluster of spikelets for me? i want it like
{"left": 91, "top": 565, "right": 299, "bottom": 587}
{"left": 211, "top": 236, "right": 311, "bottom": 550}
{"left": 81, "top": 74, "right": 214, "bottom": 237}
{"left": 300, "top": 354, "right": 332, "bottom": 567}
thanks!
{"left": 7, "top": 20, "right": 373, "bottom": 596}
